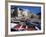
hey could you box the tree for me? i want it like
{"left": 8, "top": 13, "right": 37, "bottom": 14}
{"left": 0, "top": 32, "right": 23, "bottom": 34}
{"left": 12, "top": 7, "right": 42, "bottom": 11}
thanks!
{"left": 30, "top": 14, "right": 34, "bottom": 18}
{"left": 13, "top": 6, "right": 18, "bottom": 17}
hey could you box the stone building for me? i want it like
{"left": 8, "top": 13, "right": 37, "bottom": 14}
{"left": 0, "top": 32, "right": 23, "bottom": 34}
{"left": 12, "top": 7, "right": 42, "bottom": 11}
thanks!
{"left": 17, "top": 8, "right": 38, "bottom": 19}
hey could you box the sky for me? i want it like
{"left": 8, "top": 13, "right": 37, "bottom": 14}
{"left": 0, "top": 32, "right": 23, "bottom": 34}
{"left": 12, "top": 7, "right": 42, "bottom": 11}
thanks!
{"left": 11, "top": 5, "right": 41, "bottom": 14}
